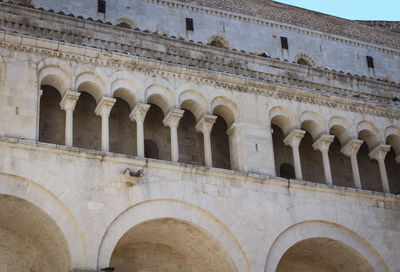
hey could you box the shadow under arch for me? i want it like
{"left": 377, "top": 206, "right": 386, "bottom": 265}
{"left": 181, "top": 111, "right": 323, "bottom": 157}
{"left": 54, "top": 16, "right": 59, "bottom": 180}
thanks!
{"left": 0, "top": 173, "right": 88, "bottom": 270}
{"left": 264, "top": 220, "right": 389, "bottom": 272}
{"left": 97, "top": 199, "right": 250, "bottom": 271}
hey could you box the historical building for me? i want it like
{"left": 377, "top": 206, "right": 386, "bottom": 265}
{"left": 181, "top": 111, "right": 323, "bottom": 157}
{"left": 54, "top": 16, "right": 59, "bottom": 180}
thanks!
{"left": 0, "top": 0, "right": 399, "bottom": 271}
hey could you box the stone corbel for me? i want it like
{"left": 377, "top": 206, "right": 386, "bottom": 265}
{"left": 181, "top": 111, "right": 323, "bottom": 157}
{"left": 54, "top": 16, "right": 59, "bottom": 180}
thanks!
{"left": 120, "top": 168, "right": 144, "bottom": 187}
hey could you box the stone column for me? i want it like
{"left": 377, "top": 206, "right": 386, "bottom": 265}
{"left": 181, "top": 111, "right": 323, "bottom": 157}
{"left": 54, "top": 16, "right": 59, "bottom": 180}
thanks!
{"left": 129, "top": 103, "right": 150, "bottom": 158}
{"left": 95, "top": 97, "right": 116, "bottom": 152}
{"left": 283, "top": 129, "right": 306, "bottom": 180}
{"left": 369, "top": 144, "right": 391, "bottom": 193}
{"left": 312, "top": 134, "right": 335, "bottom": 185}
{"left": 195, "top": 114, "right": 217, "bottom": 167}
{"left": 163, "top": 109, "right": 184, "bottom": 162}
{"left": 341, "top": 139, "right": 363, "bottom": 189}
{"left": 59, "top": 90, "right": 80, "bottom": 147}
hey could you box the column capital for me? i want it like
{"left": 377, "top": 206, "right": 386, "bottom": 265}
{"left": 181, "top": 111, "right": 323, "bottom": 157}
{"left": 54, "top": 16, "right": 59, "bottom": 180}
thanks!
{"left": 163, "top": 109, "right": 184, "bottom": 128}
{"left": 95, "top": 96, "right": 116, "bottom": 117}
{"left": 195, "top": 115, "right": 217, "bottom": 134}
{"left": 283, "top": 129, "right": 305, "bottom": 148}
{"left": 227, "top": 122, "right": 238, "bottom": 136}
{"left": 369, "top": 144, "right": 391, "bottom": 161}
{"left": 312, "top": 134, "right": 335, "bottom": 152}
{"left": 129, "top": 103, "right": 150, "bottom": 122}
{"left": 341, "top": 139, "right": 363, "bottom": 157}
{"left": 59, "top": 90, "right": 80, "bottom": 111}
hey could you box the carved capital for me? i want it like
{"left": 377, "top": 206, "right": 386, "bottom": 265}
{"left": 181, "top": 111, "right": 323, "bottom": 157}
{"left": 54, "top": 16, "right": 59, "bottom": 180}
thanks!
{"left": 283, "top": 129, "right": 305, "bottom": 148}
{"left": 341, "top": 139, "right": 363, "bottom": 157}
{"left": 195, "top": 114, "right": 217, "bottom": 134}
{"left": 95, "top": 97, "right": 116, "bottom": 117}
{"left": 226, "top": 122, "right": 238, "bottom": 136}
{"left": 129, "top": 103, "right": 150, "bottom": 123}
{"left": 312, "top": 134, "right": 335, "bottom": 152}
{"left": 59, "top": 90, "right": 80, "bottom": 111}
{"left": 369, "top": 144, "right": 391, "bottom": 161}
{"left": 163, "top": 109, "right": 184, "bottom": 128}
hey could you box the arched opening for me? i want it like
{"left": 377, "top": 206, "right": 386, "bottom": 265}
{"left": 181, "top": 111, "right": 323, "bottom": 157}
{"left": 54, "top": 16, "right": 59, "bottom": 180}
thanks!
{"left": 329, "top": 126, "right": 354, "bottom": 188}
{"left": 144, "top": 139, "right": 159, "bottom": 159}
{"left": 299, "top": 124, "right": 324, "bottom": 183}
{"left": 178, "top": 110, "right": 204, "bottom": 165}
{"left": 211, "top": 115, "right": 231, "bottom": 169}
{"left": 39, "top": 85, "right": 65, "bottom": 145}
{"left": 297, "top": 58, "right": 310, "bottom": 66}
{"left": 0, "top": 194, "right": 71, "bottom": 271}
{"left": 117, "top": 22, "right": 132, "bottom": 29}
{"left": 358, "top": 130, "right": 382, "bottom": 192}
{"left": 109, "top": 218, "right": 237, "bottom": 271}
{"left": 109, "top": 98, "right": 136, "bottom": 156}
{"left": 209, "top": 35, "right": 229, "bottom": 49}
{"left": 143, "top": 103, "right": 170, "bottom": 161}
{"left": 276, "top": 238, "right": 374, "bottom": 272}
{"left": 385, "top": 146, "right": 400, "bottom": 194}
{"left": 73, "top": 91, "right": 101, "bottom": 150}
{"left": 280, "top": 163, "right": 295, "bottom": 179}
{"left": 271, "top": 124, "right": 294, "bottom": 178}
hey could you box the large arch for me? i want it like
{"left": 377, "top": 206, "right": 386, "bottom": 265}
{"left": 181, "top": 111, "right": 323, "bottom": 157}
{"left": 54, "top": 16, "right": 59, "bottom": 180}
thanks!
{"left": 97, "top": 199, "right": 250, "bottom": 271}
{"left": 265, "top": 221, "right": 389, "bottom": 272}
{"left": 0, "top": 173, "right": 87, "bottom": 270}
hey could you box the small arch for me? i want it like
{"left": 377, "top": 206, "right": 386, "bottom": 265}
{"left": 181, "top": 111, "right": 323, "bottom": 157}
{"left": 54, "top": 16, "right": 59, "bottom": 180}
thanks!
{"left": 299, "top": 111, "right": 326, "bottom": 140}
{"left": 272, "top": 124, "right": 294, "bottom": 178}
{"left": 294, "top": 52, "right": 317, "bottom": 67}
{"left": 75, "top": 72, "right": 106, "bottom": 103}
{"left": 357, "top": 121, "right": 379, "bottom": 149}
{"left": 328, "top": 116, "right": 353, "bottom": 145}
{"left": 39, "top": 66, "right": 72, "bottom": 96}
{"left": 145, "top": 84, "right": 174, "bottom": 116}
{"left": 269, "top": 106, "right": 296, "bottom": 135}
{"left": 116, "top": 17, "right": 137, "bottom": 29}
{"left": 211, "top": 96, "right": 239, "bottom": 127}
{"left": 111, "top": 79, "right": 139, "bottom": 110}
{"left": 208, "top": 34, "right": 230, "bottom": 49}
{"left": 178, "top": 90, "right": 208, "bottom": 122}
{"left": 385, "top": 126, "right": 400, "bottom": 154}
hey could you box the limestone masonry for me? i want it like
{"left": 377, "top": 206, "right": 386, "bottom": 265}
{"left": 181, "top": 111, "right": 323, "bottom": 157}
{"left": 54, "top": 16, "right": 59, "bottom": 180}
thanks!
{"left": 0, "top": 0, "right": 399, "bottom": 271}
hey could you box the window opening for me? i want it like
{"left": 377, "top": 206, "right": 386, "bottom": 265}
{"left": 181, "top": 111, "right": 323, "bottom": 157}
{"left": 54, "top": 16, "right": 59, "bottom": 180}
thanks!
{"left": 281, "top": 36, "right": 288, "bottom": 50}
{"left": 186, "top": 18, "right": 194, "bottom": 31}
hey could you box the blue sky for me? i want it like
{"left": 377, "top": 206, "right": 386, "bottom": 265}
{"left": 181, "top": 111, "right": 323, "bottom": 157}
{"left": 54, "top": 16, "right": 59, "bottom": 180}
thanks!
{"left": 273, "top": 0, "right": 400, "bottom": 21}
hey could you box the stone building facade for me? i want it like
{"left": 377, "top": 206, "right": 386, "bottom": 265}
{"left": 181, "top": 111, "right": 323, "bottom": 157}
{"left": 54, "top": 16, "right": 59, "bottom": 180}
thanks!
{"left": 0, "top": 0, "right": 399, "bottom": 271}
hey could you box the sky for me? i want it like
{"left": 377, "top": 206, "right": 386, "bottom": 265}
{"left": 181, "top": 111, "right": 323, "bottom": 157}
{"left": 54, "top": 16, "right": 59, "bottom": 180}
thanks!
{"left": 272, "top": 0, "right": 400, "bottom": 21}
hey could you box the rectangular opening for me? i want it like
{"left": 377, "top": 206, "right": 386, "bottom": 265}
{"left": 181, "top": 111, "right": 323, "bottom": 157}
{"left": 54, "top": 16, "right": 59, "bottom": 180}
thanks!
{"left": 366, "top": 56, "right": 374, "bottom": 68}
{"left": 186, "top": 18, "right": 194, "bottom": 31}
{"left": 280, "top": 36, "right": 288, "bottom": 50}
{"left": 98, "top": 0, "right": 106, "bottom": 13}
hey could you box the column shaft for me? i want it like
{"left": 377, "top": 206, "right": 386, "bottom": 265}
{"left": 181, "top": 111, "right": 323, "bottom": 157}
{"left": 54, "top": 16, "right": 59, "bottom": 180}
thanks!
{"left": 378, "top": 159, "right": 390, "bottom": 193}
{"left": 170, "top": 126, "right": 179, "bottom": 162}
{"left": 101, "top": 114, "right": 109, "bottom": 152}
{"left": 136, "top": 120, "right": 145, "bottom": 157}
{"left": 350, "top": 155, "right": 362, "bottom": 189}
{"left": 203, "top": 132, "right": 212, "bottom": 167}
{"left": 65, "top": 109, "right": 73, "bottom": 147}
{"left": 292, "top": 146, "right": 302, "bottom": 180}
{"left": 321, "top": 151, "right": 332, "bottom": 185}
